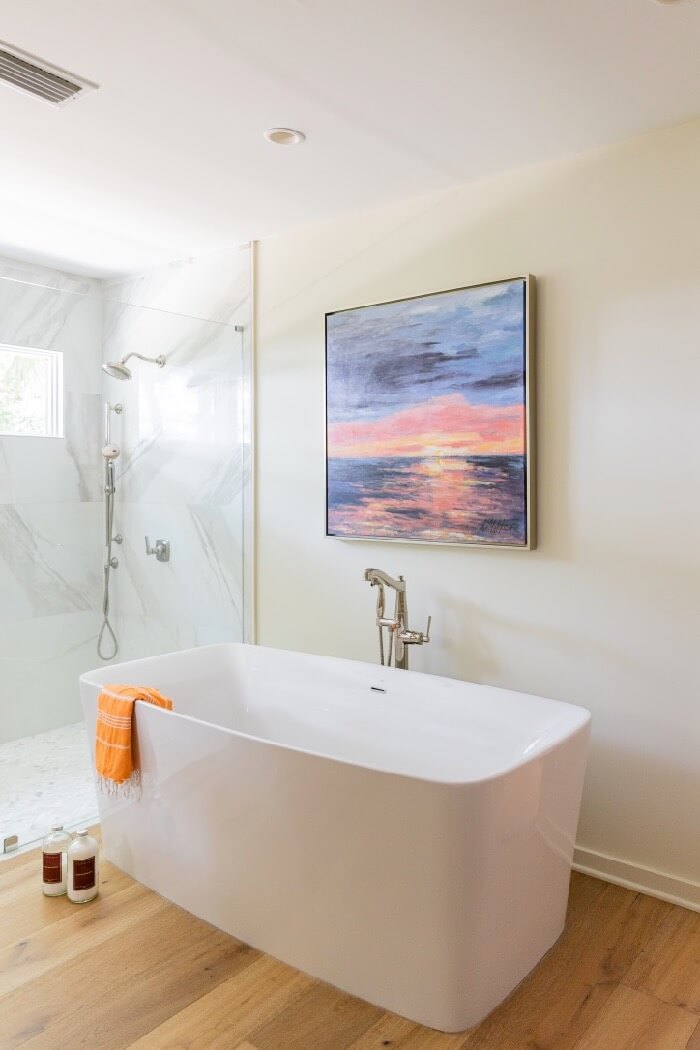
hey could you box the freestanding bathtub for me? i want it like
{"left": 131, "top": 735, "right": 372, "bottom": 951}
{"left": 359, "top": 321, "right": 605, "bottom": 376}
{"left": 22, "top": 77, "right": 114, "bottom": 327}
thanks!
{"left": 80, "top": 643, "right": 590, "bottom": 1032}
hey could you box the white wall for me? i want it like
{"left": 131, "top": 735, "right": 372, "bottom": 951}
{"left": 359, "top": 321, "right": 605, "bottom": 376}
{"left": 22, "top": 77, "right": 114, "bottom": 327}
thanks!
{"left": 255, "top": 119, "right": 700, "bottom": 894}
{"left": 0, "top": 258, "right": 103, "bottom": 743}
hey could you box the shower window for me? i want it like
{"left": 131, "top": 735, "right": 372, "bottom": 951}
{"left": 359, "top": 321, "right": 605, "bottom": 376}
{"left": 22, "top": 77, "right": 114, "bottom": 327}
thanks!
{"left": 0, "top": 344, "right": 63, "bottom": 437}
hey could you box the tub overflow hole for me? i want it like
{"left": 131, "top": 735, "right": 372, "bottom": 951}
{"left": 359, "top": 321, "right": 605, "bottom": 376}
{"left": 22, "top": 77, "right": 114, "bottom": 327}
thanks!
{"left": 370, "top": 685, "right": 386, "bottom": 693}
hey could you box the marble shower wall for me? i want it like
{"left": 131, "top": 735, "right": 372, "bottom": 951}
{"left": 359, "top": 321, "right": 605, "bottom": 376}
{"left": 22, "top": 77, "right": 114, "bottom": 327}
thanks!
{"left": 0, "top": 258, "right": 103, "bottom": 744}
{"left": 0, "top": 246, "right": 252, "bottom": 746}
{"left": 101, "top": 245, "right": 253, "bottom": 661}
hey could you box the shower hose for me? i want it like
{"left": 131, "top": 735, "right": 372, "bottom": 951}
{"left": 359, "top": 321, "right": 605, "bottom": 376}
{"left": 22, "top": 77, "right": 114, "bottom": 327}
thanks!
{"left": 97, "top": 460, "right": 119, "bottom": 660}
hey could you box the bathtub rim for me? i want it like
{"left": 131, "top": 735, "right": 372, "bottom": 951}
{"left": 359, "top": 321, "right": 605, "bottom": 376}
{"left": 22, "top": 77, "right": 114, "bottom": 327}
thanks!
{"left": 80, "top": 641, "right": 592, "bottom": 789}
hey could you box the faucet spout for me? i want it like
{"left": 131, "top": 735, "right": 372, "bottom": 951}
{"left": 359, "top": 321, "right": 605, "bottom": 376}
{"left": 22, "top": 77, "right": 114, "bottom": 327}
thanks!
{"left": 364, "top": 567, "right": 405, "bottom": 592}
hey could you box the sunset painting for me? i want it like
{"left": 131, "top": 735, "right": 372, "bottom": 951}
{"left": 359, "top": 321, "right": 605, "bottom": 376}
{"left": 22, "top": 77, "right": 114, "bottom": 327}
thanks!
{"left": 325, "top": 277, "right": 533, "bottom": 547}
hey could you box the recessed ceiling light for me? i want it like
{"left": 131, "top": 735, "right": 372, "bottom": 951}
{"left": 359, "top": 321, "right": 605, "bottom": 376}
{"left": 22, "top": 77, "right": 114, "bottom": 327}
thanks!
{"left": 264, "top": 128, "right": 306, "bottom": 146}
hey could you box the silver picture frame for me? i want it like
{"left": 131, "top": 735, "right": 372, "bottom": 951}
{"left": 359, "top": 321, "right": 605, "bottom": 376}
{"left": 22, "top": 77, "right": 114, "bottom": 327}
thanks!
{"left": 324, "top": 275, "right": 536, "bottom": 550}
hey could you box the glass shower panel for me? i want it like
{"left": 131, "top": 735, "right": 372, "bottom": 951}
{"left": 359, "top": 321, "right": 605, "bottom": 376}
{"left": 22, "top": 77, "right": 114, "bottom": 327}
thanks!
{"left": 1, "top": 256, "right": 251, "bottom": 856}
{"left": 101, "top": 300, "right": 247, "bottom": 663}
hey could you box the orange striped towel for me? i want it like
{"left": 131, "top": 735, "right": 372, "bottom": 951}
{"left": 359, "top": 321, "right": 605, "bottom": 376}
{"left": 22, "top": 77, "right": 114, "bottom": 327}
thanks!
{"left": 95, "top": 684, "right": 172, "bottom": 789}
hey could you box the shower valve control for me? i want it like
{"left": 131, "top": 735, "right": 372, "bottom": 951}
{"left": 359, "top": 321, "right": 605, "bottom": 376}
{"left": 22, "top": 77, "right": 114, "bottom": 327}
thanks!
{"left": 145, "top": 536, "right": 170, "bottom": 563}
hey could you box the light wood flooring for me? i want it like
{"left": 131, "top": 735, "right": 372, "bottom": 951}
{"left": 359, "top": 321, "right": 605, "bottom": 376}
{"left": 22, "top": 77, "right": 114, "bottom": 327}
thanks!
{"left": 2, "top": 832, "right": 699, "bottom": 1049}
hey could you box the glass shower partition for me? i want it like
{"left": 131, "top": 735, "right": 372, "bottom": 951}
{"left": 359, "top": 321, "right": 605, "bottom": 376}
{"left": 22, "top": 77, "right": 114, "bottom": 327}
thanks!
{"left": 100, "top": 297, "right": 250, "bottom": 664}
{"left": 0, "top": 250, "right": 251, "bottom": 856}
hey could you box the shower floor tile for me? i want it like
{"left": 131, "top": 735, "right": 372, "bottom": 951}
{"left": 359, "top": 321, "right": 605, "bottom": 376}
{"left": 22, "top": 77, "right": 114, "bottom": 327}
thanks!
{"left": 0, "top": 722, "right": 98, "bottom": 856}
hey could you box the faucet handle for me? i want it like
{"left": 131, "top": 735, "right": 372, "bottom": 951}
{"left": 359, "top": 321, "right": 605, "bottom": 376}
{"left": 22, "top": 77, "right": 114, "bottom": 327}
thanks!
{"left": 145, "top": 535, "right": 170, "bottom": 562}
{"left": 398, "top": 616, "right": 432, "bottom": 646}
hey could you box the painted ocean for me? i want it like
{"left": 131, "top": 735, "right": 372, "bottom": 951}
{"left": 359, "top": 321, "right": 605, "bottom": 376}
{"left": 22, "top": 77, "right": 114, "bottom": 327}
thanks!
{"left": 327, "top": 454, "right": 526, "bottom": 545}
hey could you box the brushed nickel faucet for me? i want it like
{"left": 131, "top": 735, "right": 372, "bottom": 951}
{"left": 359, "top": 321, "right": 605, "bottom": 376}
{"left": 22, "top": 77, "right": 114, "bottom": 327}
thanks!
{"left": 364, "top": 568, "right": 431, "bottom": 670}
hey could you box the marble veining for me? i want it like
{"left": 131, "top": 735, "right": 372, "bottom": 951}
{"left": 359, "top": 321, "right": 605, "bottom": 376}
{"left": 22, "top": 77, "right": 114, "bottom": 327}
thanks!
{"left": 0, "top": 505, "right": 97, "bottom": 618}
{"left": 102, "top": 245, "right": 253, "bottom": 663}
{"left": 188, "top": 504, "right": 243, "bottom": 622}
{"left": 0, "top": 259, "right": 105, "bottom": 743}
{"left": 103, "top": 245, "right": 251, "bottom": 327}
{"left": 0, "top": 282, "right": 103, "bottom": 397}
{"left": 0, "top": 610, "right": 103, "bottom": 745}
{"left": 0, "top": 246, "right": 253, "bottom": 752}
{"left": 0, "top": 255, "right": 100, "bottom": 297}
{"left": 63, "top": 391, "right": 103, "bottom": 502}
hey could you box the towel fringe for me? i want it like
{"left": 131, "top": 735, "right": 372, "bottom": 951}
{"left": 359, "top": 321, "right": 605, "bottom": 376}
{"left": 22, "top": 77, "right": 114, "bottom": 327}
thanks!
{"left": 96, "top": 769, "right": 142, "bottom": 800}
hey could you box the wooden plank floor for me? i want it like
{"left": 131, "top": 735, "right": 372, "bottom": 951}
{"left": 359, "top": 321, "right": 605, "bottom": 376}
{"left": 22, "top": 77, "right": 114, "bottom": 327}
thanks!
{"left": 2, "top": 833, "right": 699, "bottom": 1049}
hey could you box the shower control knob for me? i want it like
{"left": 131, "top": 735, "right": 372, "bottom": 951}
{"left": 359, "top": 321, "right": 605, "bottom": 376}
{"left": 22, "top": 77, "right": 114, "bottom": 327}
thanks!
{"left": 108, "top": 556, "right": 119, "bottom": 569}
{"left": 145, "top": 536, "right": 170, "bottom": 563}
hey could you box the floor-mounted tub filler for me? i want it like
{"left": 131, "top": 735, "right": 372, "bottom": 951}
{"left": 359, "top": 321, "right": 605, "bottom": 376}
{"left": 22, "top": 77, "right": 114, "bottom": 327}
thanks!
{"left": 80, "top": 644, "right": 591, "bottom": 1032}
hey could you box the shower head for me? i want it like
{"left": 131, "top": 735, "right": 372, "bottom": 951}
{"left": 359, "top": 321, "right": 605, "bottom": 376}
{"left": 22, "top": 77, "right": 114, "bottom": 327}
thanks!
{"left": 102, "top": 361, "right": 131, "bottom": 381}
{"left": 102, "top": 352, "right": 166, "bottom": 381}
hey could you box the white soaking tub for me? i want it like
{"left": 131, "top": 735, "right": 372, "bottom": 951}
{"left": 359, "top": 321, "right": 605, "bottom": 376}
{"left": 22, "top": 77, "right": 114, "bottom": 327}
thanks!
{"left": 80, "top": 643, "right": 590, "bottom": 1032}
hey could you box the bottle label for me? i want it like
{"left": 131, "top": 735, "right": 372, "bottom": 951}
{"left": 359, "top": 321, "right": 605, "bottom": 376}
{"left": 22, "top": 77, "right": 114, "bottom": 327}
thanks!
{"left": 72, "top": 857, "right": 96, "bottom": 891}
{"left": 43, "top": 852, "right": 62, "bottom": 884}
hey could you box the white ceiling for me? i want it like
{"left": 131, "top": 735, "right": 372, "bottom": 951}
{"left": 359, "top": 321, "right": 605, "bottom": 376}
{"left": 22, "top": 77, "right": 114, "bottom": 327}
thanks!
{"left": 1, "top": 0, "right": 699, "bottom": 277}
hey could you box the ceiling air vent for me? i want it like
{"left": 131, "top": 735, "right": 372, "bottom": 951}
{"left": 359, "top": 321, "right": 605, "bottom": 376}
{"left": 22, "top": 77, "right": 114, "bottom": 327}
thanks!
{"left": 0, "top": 41, "right": 97, "bottom": 107}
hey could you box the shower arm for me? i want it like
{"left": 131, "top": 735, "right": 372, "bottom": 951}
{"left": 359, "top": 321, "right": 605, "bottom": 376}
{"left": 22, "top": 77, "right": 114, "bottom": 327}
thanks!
{"left": 119, "top": 352, "right": 166, "bottom": 368}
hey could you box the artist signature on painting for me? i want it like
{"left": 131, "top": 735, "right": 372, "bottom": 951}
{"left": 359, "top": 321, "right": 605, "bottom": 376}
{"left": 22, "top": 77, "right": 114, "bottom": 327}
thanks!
{"left": 481, "top": 518, "right": 516, "bottom": 534}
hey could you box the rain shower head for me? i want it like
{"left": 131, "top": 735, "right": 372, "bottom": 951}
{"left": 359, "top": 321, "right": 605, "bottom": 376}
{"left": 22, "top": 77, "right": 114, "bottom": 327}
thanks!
{"left": 103, "top": 361, "right": 131, "bottom": 380}
{"left": 102, "top": 352, "right": 166, "bottom": 380}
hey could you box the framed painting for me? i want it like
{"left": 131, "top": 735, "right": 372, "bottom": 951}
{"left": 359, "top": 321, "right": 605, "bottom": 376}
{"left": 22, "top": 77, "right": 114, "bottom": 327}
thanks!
{"left": 325, "top": 275, "right": 535, "bottom": 549}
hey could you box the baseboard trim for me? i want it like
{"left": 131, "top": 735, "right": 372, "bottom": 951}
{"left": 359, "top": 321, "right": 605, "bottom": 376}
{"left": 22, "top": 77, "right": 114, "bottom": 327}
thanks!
{"left": 573, "top": 846, "right": 700, "bottom": 913}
